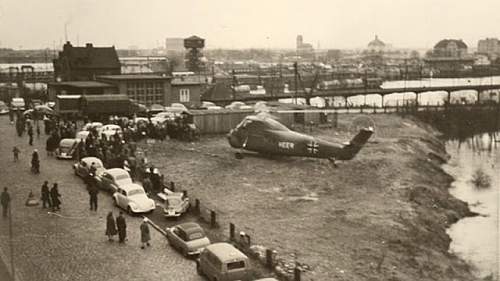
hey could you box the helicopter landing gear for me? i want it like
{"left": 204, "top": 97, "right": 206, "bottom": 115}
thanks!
{"left": 328, "top": 157, "right": 338, "bottom": 168}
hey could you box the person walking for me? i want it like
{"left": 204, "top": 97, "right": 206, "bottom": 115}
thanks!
{"left": 28, "top": 124, "right": 34, "bottom": 146}
{"left": 31, "top": 149, "right": 40, "bottom": 174}
{"left": 1, "top": 187, "right": 11, "bottom": 219}
{"left": 50, "top": 183, "right": 61, "bottom": 211}
{"left": 105, "top": 211, "right": 118, "bottom": 241}
{"left": 88, "top": 183, "right": 99, "bottom": 211}
{"left": 116, "top": 211, "right": 127, "bottom": 243}
{"left": 41, "top": 181, "right": 51, "bottom": 209}
{"left": 12, "top": 146, "right": 20, "bottom": 162}
{"left": 140, "top": 217, "right": 151, "bottom": 249}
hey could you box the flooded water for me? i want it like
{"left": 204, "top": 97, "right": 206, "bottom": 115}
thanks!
{"left": 445, "top": 132, "right": 500, "bottom": 280}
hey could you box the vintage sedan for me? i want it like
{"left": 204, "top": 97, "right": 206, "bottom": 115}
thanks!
{"left": 166, "top": 222, "right": 211, "bottom": 257}
{"left": 158, "top": 189, "right": 190, "bottom": 218}
{"left": 112, "top": 183, "right": 156, "bottom": 214}
{"left": 55, "top": 138, "right": 78, "bottom": 159}
{"left": 96, "top": 168, "right": 132, "bottom": 193}
{"left": 73, "top": 157, "right": 105, "bottom": 179}
{"left": 0, "top": 101, "right": 9, "bottom": 115}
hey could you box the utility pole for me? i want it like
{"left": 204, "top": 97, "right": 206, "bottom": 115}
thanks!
{"left": 294, "top": 62, "right": 298, "bottom": 104}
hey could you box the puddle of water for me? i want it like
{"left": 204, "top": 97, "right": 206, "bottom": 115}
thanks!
{"left": 444, "top": 133, "right": 500, "bottom": 280}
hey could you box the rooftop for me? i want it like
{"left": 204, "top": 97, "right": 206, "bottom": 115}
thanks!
{"left": 98, "top": 74, "right": 172, "bottom": 80}
{"left": 435, "top": 39, "right": 468, "bottom": 49}
{"left": 57, "top": 42, "right": 120, "bottom": 70}
{"left": 50, "top": 81, "right": 115, "bottom": 88}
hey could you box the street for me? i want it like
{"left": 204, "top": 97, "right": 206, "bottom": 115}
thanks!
{"left": 0, "top": 115, "right": 204, "bottom": 281}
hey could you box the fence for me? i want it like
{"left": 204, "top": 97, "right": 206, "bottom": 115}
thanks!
{"left": 161, "top": 177, "right": 306, "bottom": 281}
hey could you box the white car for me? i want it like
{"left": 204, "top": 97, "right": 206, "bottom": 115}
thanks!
{"left": 158, "top": 188, "right": 190, "bottom": 218}
{"left": 82, "top": 122, "right": 103, "bottom": 132}
{"left": 55, "top": 138, "right": 78, "bottom": 159}
{"left": 113, "top": 183, "right": 156, "bottom": 214}
{"left": 225, "top": 101, "right": 253, "bottom": 110}
{"left": 75, "top": 130, "right": 90, "bottom": 141}
{"left": 171, "top": 103, "right": 188, "bottom": 111}
{"left": 151, "top": 112, "right": 176, "bottom": 124}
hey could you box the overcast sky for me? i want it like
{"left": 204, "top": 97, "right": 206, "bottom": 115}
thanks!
{"left": 0, "top": 0, "right": 498, "bottom": 50}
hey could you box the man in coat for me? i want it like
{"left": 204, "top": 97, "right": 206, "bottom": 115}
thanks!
{"left": 41, "top": 181, "right": 51, "bottom": 209}
{"left": 50, "top": 183, "right": 61, "bottom": 211}
{"left": 116, "top": 211, "right": 127, "bottom": 243}
{"left": 88, "top": 183, "right": 99, "bottom": 211}
{"left": 105, "top": 211, "right": 118, "bottom": 241}
{"left": 1, "top": 187, "right": 11, "bottom": 218}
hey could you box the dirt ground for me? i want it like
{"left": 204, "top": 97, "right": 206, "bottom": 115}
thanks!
{"left": 140, "top": 113, "right": 478, "bottom": 281}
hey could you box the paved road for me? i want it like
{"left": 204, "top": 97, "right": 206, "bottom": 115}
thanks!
{"left": 0, "top": 115, "right": 204, "bottom": 281}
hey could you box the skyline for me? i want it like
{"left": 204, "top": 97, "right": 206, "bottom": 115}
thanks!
{"left": 0, "top": 0, "right": 499, "bottom": 50}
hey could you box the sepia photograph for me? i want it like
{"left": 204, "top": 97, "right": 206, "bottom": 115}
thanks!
{"left": 0, "top": 0, "right": 498, "bottom": 280}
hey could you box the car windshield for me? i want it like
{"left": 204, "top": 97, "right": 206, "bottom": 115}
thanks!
{"left": 115, "top": 174, "right": 130, "bottom": 181}
{"left": 128, "top": 189, "right": 145, "bottom": 196}
{"left": 167, "top": 198, "right": 182, "bottom": 206}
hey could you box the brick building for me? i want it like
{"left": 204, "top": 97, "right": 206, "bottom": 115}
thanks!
{"left": 53, "top": 42, "right": 121, "bottom": 81}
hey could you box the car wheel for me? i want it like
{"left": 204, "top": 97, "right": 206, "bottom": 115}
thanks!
{"left": 127, "top": 206, "right": 133, "bottom": 215}
{"left": 113, "top": 198, "right": 118, "bottom": 206}
{"left": 182, "top": 248, "right": 188, "bottom": 258}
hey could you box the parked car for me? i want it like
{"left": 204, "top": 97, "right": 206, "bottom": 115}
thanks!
{"left": 0, "top": 101, "right": 9, "bottom": 115}
{"left": 11, "top": 98, "right": 25, "bottom": 111}
{"left": 96, "top": 168, "right": 133, "bottom": 193}
{"left": 55, "top": 138, "right": 78, "bottom": 159}
{"left": 158, "top": 188, "right": 190, "bottom": 218}
{"left": 112, "top": 183, "right": 156, "bottom": 214}
{"left": 225, "top": 101, "right": 253, "bottom": 110}
{"left": 166, "top": 222, "right": 211, "bottom": 257}
{"left": 200, "top": 101, "right": 216, "bottom": 109}
{"left": 82, "top": 122, "right": 103, "bottom": 132}
{"left": 151, "top": 112, "right": 177, "bottom": 124}
{"left": 171, "top": 103, "right": 188, "bottom": 111}
{"left": 73, "top": 157, "right": 105, "bottom": 179}
{"left": 75, "top": 130, "right": 90, "bottom": 141}
{"left": 196, "top": 242, "right": 250, "bottom": 281}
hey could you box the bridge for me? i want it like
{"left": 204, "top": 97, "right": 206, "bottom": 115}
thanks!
{"left": 0, "top": 71, "right": 54, "bottom": 83}
{"left": 208, "top": 84, "right": 500, "bottom": 105}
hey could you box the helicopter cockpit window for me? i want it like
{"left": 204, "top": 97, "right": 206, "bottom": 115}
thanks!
{"left": 237, "top": 118, "right": 253, "bottom": 130}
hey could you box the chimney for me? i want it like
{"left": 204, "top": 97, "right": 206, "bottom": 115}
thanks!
{"left": 63, "top": 41, "right": 72, "bottom": 51}
{"left": 86, "top": 43, "right": 93, "bottom": 48}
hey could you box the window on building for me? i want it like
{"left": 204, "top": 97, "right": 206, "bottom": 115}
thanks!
{"left": 179, "top": 89, "right": 190, "bottom": 102}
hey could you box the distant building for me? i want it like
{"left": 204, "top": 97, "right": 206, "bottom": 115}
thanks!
{"left": 170, "top": 76, "right": 204, "bottom": 108}
{"left": 425, "top": 39, "right": 473, "bottom": 73}
{"left": 53, "top": 42, "right": 121, "bottom": 81}
{"left": 165, "top": 38, "right": 185, "bottom": 53}
{"left": 477, "top": 38, "right": 500, "bottom": 59}
{"left": 431, "top": 39, "right": 468, "bottom": 58}
{"left": 367, "top": 35, "right": 386, "bottom": 53}
{"left": 97, "top": 74, "right": 172, "bottom": 106}
{"left": 296, "top": 35, "right": 314, "bottom": 58}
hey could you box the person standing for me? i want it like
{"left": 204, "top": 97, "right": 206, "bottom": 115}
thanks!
{"left": 1, "top": 187, "right": 11, "bottom": 218}
{"left": 88, "top": 184, "right": 99, "bottom": 211}
{"left": 31, "top": 149, "right": 40, "bottom": 174}
{"left": 12, "top": 146, "right": 20, "bottom": 162}
{"left": 116, "top": 211, "right": 127, "bottom": 243}
{"left": 105, "top": 211, "right": 118, "bottom": 241}
{"left": 41, "top": 181, "right": 51, "bottom": 209}
{"left": 140, "top": 218, "right": 151, "bottom": 249}
{"left": 28, "top": 124, "right": 34, "bottom": 146}
{"left": 50, "top": 183, "right": 61, "bottom": 211}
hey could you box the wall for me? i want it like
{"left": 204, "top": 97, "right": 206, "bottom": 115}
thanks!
{"left": 170, "top": 84, "right": 201, "bottom": 107}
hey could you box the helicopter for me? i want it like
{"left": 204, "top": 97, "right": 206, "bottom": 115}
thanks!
{"left": 227, "top": 113, "right": 373, "bottom": 164}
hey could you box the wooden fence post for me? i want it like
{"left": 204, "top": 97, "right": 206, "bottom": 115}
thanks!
{"left": 194, "top": 199, "right": 200, "bottom": 215}
{"left": 266, "top": 249, "right": 274, "bottom": 268}
{"left": 294, "top": 267, "right": 301, "bottom": 281}
{"left": 210, "top": 210, "right": 217, "bottom": 228}
{"left": 229, "top": 223, "right": 235, "bottom": 240}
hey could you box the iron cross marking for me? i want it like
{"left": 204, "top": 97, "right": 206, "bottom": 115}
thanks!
{"left": 307, "top": 141, "right": 319, "bottom": 154}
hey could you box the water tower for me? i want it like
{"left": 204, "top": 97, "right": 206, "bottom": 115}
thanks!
{"left": 184, "top": 35, "right": 205, "bottom": 72}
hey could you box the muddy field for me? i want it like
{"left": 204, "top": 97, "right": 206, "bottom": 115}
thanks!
{"left": 140, "top": 114, "right": 477, "bottom": 281}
